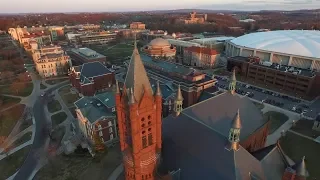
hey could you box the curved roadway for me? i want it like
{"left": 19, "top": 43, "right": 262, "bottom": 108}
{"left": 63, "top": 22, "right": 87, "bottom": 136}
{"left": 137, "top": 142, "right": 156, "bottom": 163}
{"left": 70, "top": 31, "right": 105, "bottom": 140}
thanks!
{"left": 14, "top": 81, "right": 69, "bottom": 180}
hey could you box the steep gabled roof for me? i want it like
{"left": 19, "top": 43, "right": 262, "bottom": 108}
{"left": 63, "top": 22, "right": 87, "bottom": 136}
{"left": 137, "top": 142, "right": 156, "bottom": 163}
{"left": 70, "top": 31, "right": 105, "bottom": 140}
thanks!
{"left": 124, "top": 44, "right": 153, "bottom": 102}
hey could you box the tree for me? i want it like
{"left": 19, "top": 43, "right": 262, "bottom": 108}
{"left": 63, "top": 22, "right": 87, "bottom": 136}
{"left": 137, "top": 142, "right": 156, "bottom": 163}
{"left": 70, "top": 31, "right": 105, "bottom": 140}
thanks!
{"left": 93, "top": 130, "right": 105, "bottom": 153}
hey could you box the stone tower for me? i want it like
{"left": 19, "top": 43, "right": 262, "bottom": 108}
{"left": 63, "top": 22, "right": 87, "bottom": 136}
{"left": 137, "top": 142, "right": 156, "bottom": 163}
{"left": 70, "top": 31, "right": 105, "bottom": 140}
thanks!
{"left": 228, "top": 69, "right": 236, "bottom": 95}
{"left": 282, "top": 156, "right": 309, "bottom": 180}
{"left": 226, "top": 109, "right": 242, "bottom": 151}
{"left": 173, "top": 84, "right": 184, "bottom": 117}
{"left": 115, "top": 41, "right": 162, "bottom": 180}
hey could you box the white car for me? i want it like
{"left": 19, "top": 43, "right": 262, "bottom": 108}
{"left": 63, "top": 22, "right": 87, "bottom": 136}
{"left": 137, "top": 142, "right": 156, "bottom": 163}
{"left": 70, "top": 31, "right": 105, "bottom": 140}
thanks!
{"left": 292, "top": 106, "right": 296, "bottom": 111}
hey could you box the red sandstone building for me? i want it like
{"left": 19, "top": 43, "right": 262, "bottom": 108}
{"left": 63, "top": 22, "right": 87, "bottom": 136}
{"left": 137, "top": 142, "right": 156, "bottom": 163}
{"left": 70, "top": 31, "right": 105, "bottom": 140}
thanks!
{"left": 69, "top": 62, "right": 115, "bottom": 96}
{"left": 115, "top": 43, "right": 310, "bottom": 180}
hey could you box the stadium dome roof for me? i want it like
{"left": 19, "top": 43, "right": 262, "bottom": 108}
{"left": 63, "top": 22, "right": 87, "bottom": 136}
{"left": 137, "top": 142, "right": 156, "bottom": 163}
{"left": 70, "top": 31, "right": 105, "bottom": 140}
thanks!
{"left": 149, "top": 38, "right": 171, "bottom": 47}
{"left": 230, "top": 30, "right": 320, "bottom": 59}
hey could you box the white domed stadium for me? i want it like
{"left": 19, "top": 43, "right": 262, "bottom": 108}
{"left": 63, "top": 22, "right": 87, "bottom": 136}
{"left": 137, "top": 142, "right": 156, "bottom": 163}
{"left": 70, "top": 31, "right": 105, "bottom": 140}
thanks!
{"left": 225, "top": 30, "right": 320, "bottom": 71}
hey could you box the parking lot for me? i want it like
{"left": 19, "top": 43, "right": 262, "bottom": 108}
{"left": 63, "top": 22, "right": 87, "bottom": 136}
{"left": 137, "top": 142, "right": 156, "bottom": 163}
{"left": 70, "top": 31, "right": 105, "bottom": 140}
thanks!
{"left": 215, "top": 75, "right": 319, "bottom": 119}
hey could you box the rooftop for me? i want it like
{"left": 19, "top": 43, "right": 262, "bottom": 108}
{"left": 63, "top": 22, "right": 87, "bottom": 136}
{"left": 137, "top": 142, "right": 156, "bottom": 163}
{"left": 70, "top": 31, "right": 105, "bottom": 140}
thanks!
{"left": 230, "top": 30, "right": 320, "bottom": 59}
{"left": 185, "top": 46, "right": 219, "bottom": 55}
{"left": 70, "top": 48, "right": 106, "bottom": 60}
{"left": 167, "top": 39, "right": 202, "bottom": 47}
{"left": 229, "top": 56, "right": 316, "bottom": 77}
{"left": 191, "top": 36, "right": 235, "bottom": 44}
{"left": 74, "top": 96, "right": 115, "bottom": 123}
{"left": 72, "top": 61, "right": 113, "bottom": 84}
{"left": 95, "top": 91, "right": 116, "bottom": 108}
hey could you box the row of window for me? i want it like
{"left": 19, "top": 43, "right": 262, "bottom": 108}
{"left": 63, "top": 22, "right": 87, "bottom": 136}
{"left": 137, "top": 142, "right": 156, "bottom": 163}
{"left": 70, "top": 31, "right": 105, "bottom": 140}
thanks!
{"left": 142, "top": 133, "right": 153, "bottom": 148}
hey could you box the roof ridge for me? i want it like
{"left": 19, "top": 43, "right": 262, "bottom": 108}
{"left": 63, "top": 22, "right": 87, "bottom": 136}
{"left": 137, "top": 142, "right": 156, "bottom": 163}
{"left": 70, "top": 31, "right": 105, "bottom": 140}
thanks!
{"left": 182, "top": 91, "right": 227, "bottom": 111}
{"left": 260, "top": 145, "right": 277, "bottom": 161}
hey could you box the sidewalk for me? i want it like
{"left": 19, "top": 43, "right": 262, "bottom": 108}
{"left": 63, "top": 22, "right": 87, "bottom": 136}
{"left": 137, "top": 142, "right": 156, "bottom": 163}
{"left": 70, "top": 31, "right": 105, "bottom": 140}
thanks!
{"left": 0, "top": 140, "right": 33, "bottom": 161}
{"left": 0, "top": 125, "right": 34, "bottom": 153}
{"left": 107, "top": 164, "right": 123, "bottom": 180}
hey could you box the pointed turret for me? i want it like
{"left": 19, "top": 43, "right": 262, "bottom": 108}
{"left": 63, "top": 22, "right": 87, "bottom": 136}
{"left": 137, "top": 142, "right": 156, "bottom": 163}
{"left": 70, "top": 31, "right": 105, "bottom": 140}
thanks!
{"left": 228, "top": 69, "right": 236, "bottom": 95}
{"left": 292, "top": 156, "right": 309, "bottom": 177}
{"left": 226, "top": 109, "right": 242, "bottom": 151}
{"left": 115, "top": 80, "right": 120, "bottom": 94}
{"left": 128, "top": 88, "right": 136, "bottom": 105}
{"left": 155, "top": 80, "right": 162, "bottom": 96}
{"left": 231, "top": 109, "right": 242, "bottom": 129}
{"left": 173, "top": 85, "right": 184, "bottom": 117}
{"left": 124, "top": 38, "right": 153, "bottom": 103}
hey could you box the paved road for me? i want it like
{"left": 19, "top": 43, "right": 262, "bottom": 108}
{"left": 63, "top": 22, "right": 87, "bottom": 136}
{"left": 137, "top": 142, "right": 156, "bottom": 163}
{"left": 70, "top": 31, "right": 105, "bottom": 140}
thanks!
{"left": 14, "top": 81, "right": 69, "bottom": 180}
{"left": 215, "top": 76, "right": 319, "bottom": 119}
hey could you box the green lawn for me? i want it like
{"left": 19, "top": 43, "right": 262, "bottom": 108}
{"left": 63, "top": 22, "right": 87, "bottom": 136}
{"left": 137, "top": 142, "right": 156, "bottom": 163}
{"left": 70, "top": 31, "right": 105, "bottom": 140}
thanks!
{"left": 61, "top": 93, "right": 80, "bottom": 107}
{"left": 0, "top": 83, "right": 33, "bottom": 97}
{"left": 58, "top": 85, "right": 71, "bottom": 95}
{"left": 51, "top": 112, "right": 67, "bottom": 128}
{"left": 0, "top": 95, "right": 21, "bottom": 111}
{"left": 0, "top": 104, "right": 25, "bottom": 138}
{"left": 0, "top": 145, "right": 31, "bottom": 180}
{"left": 45, "top": 78, "right": 68, "bottom": 85}
{"left": 291, "top": 119, "right": 320, "bottom": 138}
{"left": 9, "top": 132, "right": 32, "bottom": 149}
{"left": 34, "top": 144, "right": 122, "bottom": 180}
{"left": 280, "top": 131, "right": 320, "bottom": 179}
{"left": 263, "top": 111, "right": 289, "bottom": 134}
{"left": 47, "top": 100, "right": 62, "bottom": 113}
{"left": 253, "top": 102, "right": 264, "bottom": 110}
{"left": 40, "top": 83, "right": 47, "bottom": 90}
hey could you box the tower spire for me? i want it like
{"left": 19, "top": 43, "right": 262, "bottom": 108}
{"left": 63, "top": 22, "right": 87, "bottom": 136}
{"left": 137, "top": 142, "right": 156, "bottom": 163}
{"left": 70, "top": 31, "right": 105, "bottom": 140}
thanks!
{"left": 173, "top": 84, "right": 184, "bottom": 117}
{"left": 227, "top": 109, "right": 242, "bottom": 151}
{"left": 228, "top": 68, "right": 236, "bottom": 95}
{"left": 155, "top": 80, "right": 162, "bottom": 96}
{"left": 124, "top": 33, "right": 153, "bottom": 103}
{"left": 115, "top": 79, "right": 120, "bottom": 94}
{"left": 128, "top": 88, "right": 136, "bottom": 105}
{"left": 292, "top": 156, "right": 309, "bottom": 177}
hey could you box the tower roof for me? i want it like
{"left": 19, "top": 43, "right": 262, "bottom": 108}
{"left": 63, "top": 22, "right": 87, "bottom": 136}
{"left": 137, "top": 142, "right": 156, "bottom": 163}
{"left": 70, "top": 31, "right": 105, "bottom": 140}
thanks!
{"left": 176, "top": 85, "right": 183, "bottom": 101}
{"left": 128, "top": 88, "right": 136, "bottom": 104}
{"left": 124, "top": 41, "right": 153, "bottom": 103}
{"left": 231, "top": 109, "right": 242, "bottom": 129}
{"left": 115, "top": 80, "right": 120, "bottom": 94}
{"left": 292, "top": 156, "right": 309, "bottom": 177}
{"left": 231, "top": 68, "right": 236, "bottom": 82}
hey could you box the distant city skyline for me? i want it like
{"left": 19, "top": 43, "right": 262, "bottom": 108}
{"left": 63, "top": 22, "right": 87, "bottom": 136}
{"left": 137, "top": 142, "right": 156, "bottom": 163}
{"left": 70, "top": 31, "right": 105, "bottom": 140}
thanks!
{"left": 2, "top": 0, "right": 320, "bottom": 13}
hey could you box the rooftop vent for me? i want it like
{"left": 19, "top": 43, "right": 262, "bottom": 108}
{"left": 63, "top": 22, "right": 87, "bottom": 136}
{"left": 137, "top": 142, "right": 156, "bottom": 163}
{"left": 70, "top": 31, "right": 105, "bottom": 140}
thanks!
{"left": 90, "top": 101, "right": 93, "bottom": 104}
{"left": 105, "top": 98, "right": 109, "bottom": 102}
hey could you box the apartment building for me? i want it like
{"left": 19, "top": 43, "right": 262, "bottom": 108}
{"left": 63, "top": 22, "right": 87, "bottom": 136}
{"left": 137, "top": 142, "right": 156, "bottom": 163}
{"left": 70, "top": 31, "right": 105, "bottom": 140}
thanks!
{"left": 129, "top": 22, "right": 146, "bottom": 30}
{"left": 75, "top": 31, "right": 117, "bottom": 45}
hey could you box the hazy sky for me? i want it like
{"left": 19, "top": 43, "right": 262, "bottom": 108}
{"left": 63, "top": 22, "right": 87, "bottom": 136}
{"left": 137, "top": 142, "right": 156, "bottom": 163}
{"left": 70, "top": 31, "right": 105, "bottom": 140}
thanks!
{"left": 2, "top": 0, "right": 320, "bottom": 13}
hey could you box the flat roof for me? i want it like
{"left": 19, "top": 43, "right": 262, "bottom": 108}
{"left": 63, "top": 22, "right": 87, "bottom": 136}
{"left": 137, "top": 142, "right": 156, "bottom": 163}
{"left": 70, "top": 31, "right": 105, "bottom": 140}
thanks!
{"left": 191, "top": 36, "right": 235, "bottom": 43}
{"left": 167, "top": 39, "right": 202, "bottom": 47}
{"left": 70, "top": 48, "right": 105, "bottom": 60}
{"left": 230, "top": 30, "right": 320, "bottom": 59}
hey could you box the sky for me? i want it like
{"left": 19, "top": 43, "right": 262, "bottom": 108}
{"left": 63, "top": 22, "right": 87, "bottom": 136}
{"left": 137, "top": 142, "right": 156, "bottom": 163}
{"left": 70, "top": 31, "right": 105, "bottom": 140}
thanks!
{"left": 1, "top": 0, "right": 320, "bottom": 13}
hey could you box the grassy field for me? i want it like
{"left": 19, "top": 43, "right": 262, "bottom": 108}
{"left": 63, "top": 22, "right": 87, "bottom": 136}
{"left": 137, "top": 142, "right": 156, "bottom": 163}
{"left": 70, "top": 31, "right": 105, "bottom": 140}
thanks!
{"left": 61, "top": 93, "right": 80, "bottom": 107}
{"left": 263, "top": 111, "right": 289, "bottom": 134}
{"left": 0, "top": 83, "right": 33, "bottom": 97}
{"left": 89, "top": 43, "right": 134, "bottom": 65}
{"left": 47, "top": 100, "right": 62, "bottom": 113}
{"left": 58, "top": 85, "right": 71, "bottom": 95}
{"left": 45, "top": 78, "right": 68, "bottom": 85}
{"left": 51, "top": 112, "right": 67, "bottom": 128}
{"left": 0, "top": 104, "right": 25, "bottom": 138}
{"left": 0, "top": 145, "right": 31, "bottom": 180}
{"left": 40, "top": 83, "right": 47, "bottom": 90}
{"left": 291, "top": 119, "right": 320, "bottom": 138}
{"left": 280, "top": 131, "right": 320, "bottom": 179}
{"left": 0, "top": 95, "right": 21, "bottom": 111}
{"left": 253, "top": 102, "right": 264, "bottom": 110}
{"left": 9, "top": 132, "right": 32, "bottom": 149}
{"left": 34, "top": 144, "right": 122, "bottom": 180}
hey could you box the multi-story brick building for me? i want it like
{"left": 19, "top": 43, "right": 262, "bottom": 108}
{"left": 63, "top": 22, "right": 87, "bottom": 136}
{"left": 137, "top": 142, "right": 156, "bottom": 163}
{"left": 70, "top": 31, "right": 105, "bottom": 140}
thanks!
{"left": 227, "top": 56, "right": 320, "bottom": 99}
{"left": 67, "top": 48, "right": 106, "bottom": 66}
{"left": 75, "top": 92, "right": 118, "bottom": 147}
{"left": 183, "top": 46, "right": 220, "bottom": 68}
{"left": 69, "top": 61, "right": 115, "bottom": 96}
{"left": 130, "top": 22, "right": 146, "bottom": 30}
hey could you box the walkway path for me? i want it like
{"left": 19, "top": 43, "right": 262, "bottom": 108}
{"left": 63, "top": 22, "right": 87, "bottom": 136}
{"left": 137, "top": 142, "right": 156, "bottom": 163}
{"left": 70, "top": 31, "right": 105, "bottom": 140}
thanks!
{"left": 288, "top": 130, "right": 316, "bottom": 141}
{"left": 107, "top": 164, "right": 124, "bottom": 180}
{"left": 0, "top": 103, "right": 21, "bottom": 113}
{"left": 0, "top": 140, "right": 33, "bottom": 161}
{"left": 0, "top": 125, "right": 34, "bottom": 153}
